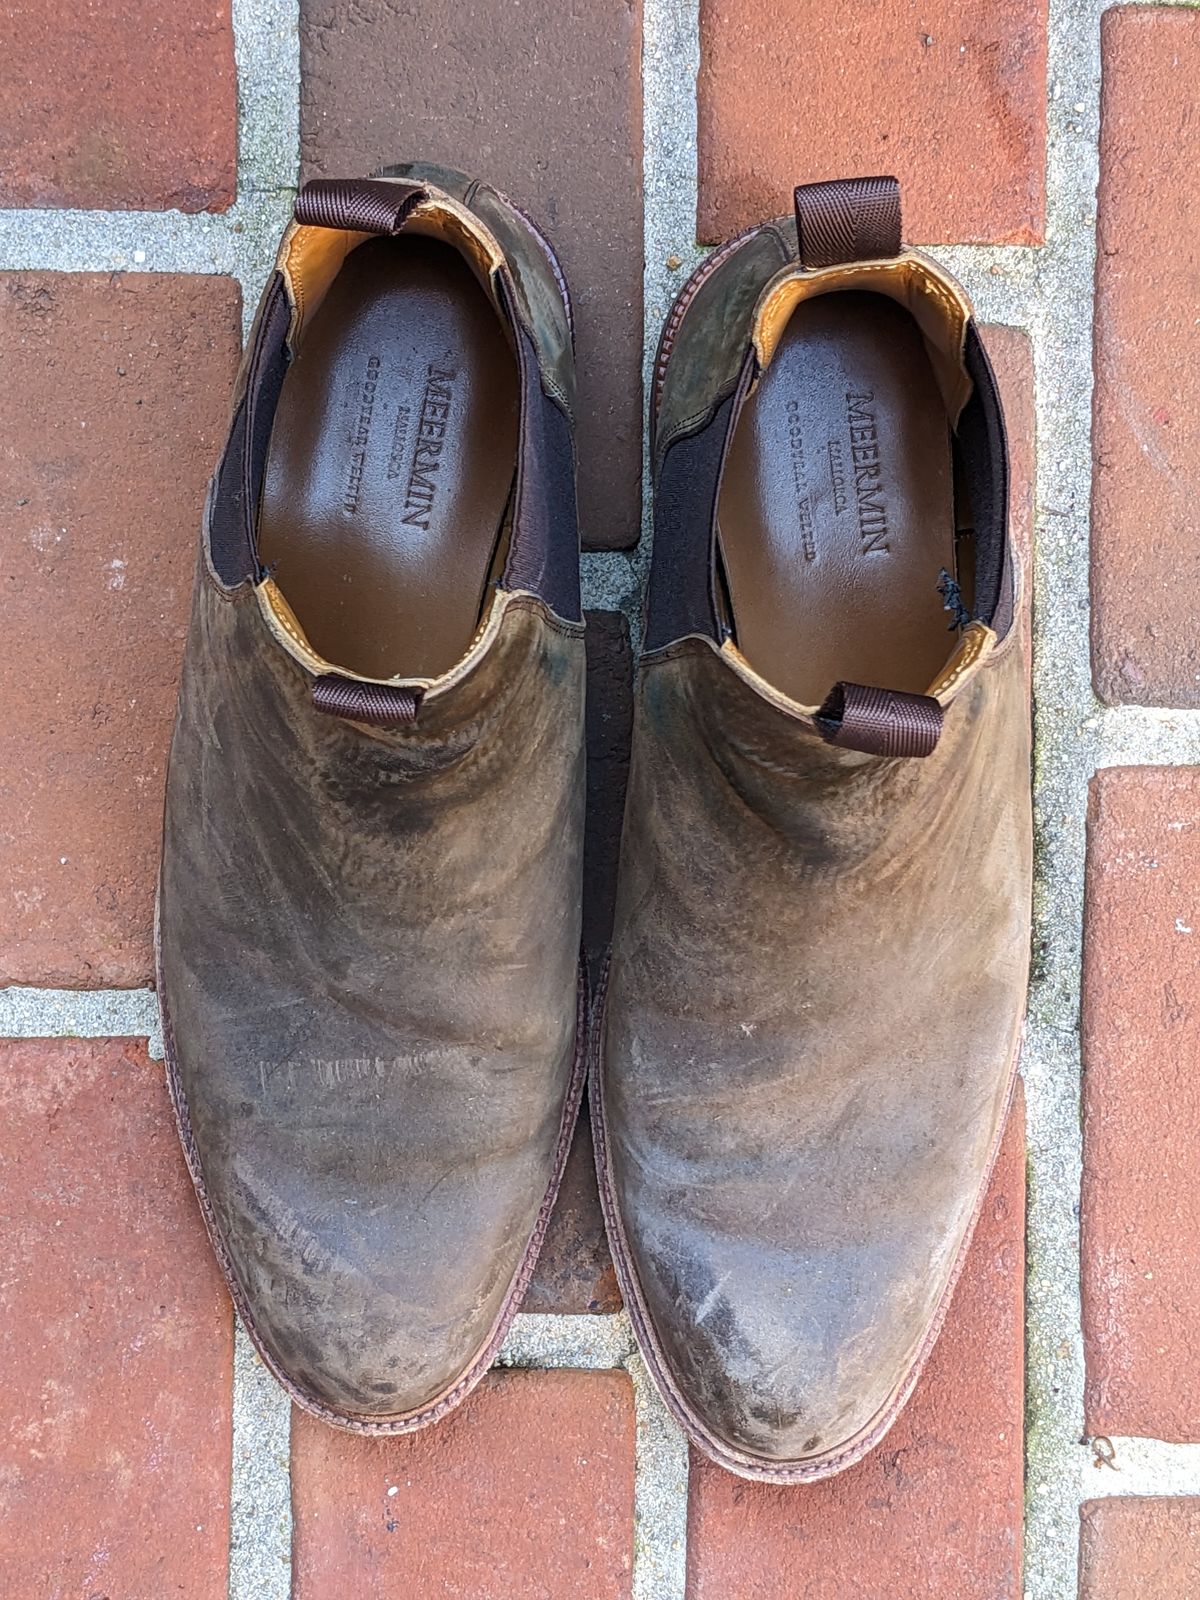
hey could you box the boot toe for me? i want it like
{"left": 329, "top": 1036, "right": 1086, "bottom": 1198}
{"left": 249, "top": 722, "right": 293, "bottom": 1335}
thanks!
{"left": 201, "top": 1145, "right": 539, "bottom": 1425}
{"left": 625, "top": 1209, "right": 952, "bottom": 1472}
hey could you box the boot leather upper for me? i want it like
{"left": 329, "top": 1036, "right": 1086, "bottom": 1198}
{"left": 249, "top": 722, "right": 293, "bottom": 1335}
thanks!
{"left": 159, "top": 170, "right": 585, "bottom": 1423}
{"left": 599, "top": 200, "right": 1032, "bottom": 1473}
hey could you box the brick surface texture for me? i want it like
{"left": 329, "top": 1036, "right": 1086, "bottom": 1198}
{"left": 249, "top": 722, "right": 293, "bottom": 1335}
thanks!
{"left": 299, "top": 0, "right": 643, "bottom": 551}
{"left": 1079, "top": 1497, "right": 1200, "bottom": 1599}
{"left": 698, "top": 0, "right": 1048, "bottom": 245}
{"left": 292, "top": 1368, "right": 636, "bottom": 1598}
{"left": 0, "top": 1038, "right": 232, "bottom": 1599}
{"left": 0, "top": 1, "right": 237, "bottom": 212}
{"left": 0, "top": 272, "right": 242, "bottom": 987}
{"left": 687, "top": 1086, "right": 1025, "bottom": 1600}
{"left": 525, "top": 1111, "right": 619, "bottom": 1314}
{"left": 1091, "top": 7, "right": 1200, "bottom": 707}
{"left": 1082, "top": 767, "right": 1200, "bottom": 1440}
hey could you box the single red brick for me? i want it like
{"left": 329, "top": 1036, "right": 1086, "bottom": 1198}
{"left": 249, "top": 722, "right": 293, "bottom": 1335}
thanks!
{"left": 0, "top": 272, "right": 242, "bottom": 987}
{"left": 687, "top": 1084, "right": 1025, "bottom": 1600}
{"left": 1082, "top": 767, "right": 1200, "bottom": 1439}
{"left": 0, "top": 1, "right": 237, "bottom": 211}
{"left": 299, "top": 0, "right": 643, "bottom": 550}
{"left": 292, "top": 1368, "right": 635, "bottom": 1598}
{"left": 1091, "top": 8, "right": 1200, "bottom": 706}
{"left": 1080, "top": 1498, "right": 1200, "bottom": 1598}
{"left": 698, "top": 0, "right": 1047, "bottom": 246}
{"left": 0, "top": 1038, "right": 232, "bottom": 1598}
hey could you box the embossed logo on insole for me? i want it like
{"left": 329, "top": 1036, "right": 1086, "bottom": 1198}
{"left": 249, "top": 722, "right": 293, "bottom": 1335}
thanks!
{"left": 342, "top": 353, "right": 383, "bottom": 514}
{"left": 785, "top": 398, "right": 817, "bottom": 562}
{"left": 846, "top": 390, "right": 889, "bottom": 555}
{"left": 400, "top": 361, "right": 459, "bottom": 529}
{"left": 826, "top": 436, "right": 848, "bottom": 516}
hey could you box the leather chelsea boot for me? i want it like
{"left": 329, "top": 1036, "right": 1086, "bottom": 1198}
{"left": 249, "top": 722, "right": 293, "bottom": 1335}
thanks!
{"left": 158, "top": 166, "right": 586, "bottom": 1431}
{"left": 593, "top": 176, "right": 1031, "bottom": 1480}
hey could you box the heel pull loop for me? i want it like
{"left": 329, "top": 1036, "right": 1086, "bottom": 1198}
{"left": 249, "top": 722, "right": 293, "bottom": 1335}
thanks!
{"left": 294, "top": 178, "right": 425, "bottom": 235}
{"left": 793, "top": 176, "right": 902, "bottom": 269}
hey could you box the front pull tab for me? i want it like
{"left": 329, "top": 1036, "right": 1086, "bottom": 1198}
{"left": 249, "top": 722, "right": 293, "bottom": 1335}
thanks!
{"left": 816, "top": 681, "right": 942, "bottom": 758}
{"left": 793, "top": 176, "right": 902, "bottom": 270}
{"left": 311, "top": 674, "right": 421, "bottom": 729}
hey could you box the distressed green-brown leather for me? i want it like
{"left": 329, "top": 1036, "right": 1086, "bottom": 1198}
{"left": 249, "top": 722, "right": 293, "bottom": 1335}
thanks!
{"left": 158, "top": 170, "right": 585, "bottom": 1427}
{"left": 596, "top": 194, "right": 1032, "bottom": 1478}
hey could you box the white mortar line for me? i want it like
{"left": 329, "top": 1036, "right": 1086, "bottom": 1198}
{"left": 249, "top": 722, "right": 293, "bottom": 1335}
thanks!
{"left": 0, "top": 985, "right": 163, "bottom": 1056}
{"left": 499, "top": 1310, "right": 636, "bottom": 1369}
{"left": 1014, "top": 5, "right": 1104, "bottom": 1593}
{"left": 229, "top": 1321, "right": 293, "bottom": 1600}
{"left": 626, "top": 1352, "right": 691, "bottom": 1600}
{"left": 1091, "top": 703, "right": 1200, "bottom": 768}
{"left": 231, "top": 0, "right": 302, "bottom": 198}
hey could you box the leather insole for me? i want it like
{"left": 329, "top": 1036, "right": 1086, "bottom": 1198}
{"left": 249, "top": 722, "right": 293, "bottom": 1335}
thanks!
{"left": 718, "top": 292, "right": 957, "bottom": 704}
{"left": 260, "top": 236, "right": 519, "bottom": 680}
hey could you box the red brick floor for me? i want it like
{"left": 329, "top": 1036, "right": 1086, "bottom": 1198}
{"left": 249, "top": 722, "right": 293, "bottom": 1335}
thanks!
{"left": 1079, "top": 1497, "right": 1200, "bottom": 1598}
{"left": 0, "top": 273, "right": 241, "bottom": 987}
{"left": 698, "top": 0, "right": 1048, "bottom": 244}
{"left": 3, "top": 0, "right": 1199, "bottom": 1595}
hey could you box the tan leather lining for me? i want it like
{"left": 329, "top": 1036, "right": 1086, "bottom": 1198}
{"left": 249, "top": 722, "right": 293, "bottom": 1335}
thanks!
{"left": 257, "top": 580, "right": 553, "bottom": 699}
{"left": 279, "top": 220, "right": 371, "bottom": 336}
{"left": 405, "top": 196, "right": 505, "bottom": 282}
{"left": 928, "top": 622, "right": 996, "bottom": 702}
{"left": 278, "top": 194, "right": 507, "bottom": 347}
{"left": 713, "top": 618, "right": 996, "bottom": 721}
{"left": 751, "top": 251, "right": 974, "bottom": 424}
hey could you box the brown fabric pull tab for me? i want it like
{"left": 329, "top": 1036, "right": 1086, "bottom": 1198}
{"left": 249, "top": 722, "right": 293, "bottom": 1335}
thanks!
{"left": 294, "top": 177, "right": 424, "bottom": 235}
{"left": 817, "top": 681, "right": 942, "bottom": 758}
{"left": 311, "top": 675, "right": 421, "bottom": 729}
{"left": 794, "top": 176, "right": 902, "bottom": 269}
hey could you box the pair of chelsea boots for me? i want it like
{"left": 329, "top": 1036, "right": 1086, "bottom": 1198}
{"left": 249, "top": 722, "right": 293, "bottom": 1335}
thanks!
{"left": 158, "top": 166, "right": 1031, "bottom": 1482}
